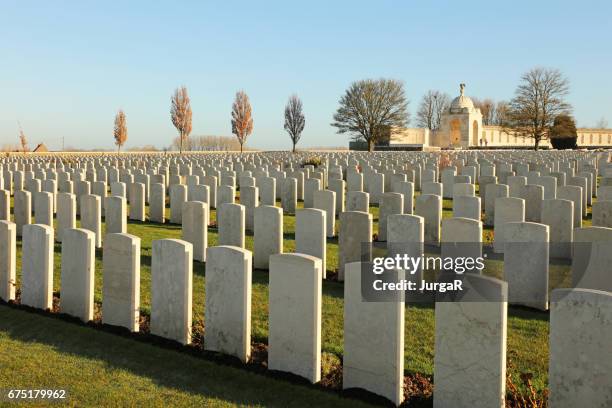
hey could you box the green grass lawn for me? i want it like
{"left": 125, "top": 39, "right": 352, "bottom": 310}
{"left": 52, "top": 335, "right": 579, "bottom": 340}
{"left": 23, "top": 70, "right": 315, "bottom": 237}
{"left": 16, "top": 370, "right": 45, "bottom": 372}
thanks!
{"left": 0, "top": 306, "right": 372, "bottom": 408}
{"left": 1, "top": 189, "right": 586, "bottom": 405}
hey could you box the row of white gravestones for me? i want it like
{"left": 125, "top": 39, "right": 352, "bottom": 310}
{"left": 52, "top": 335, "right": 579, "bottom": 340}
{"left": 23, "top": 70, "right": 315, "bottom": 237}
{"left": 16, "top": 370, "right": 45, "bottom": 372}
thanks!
{"left": 11, "top": 179, "right": 216, "bottom": 232}
{"left": 2, "top": 222, "right": 326, "bottom": 381}
{"left": 2, "top": 163, "right": 608, "bottom": 350}
{"left": 390, "top": 210, "right": 612, "bottom": 406}
{"left": 3, "top": 154, "right": 604, "bottom": 218}
{"left": 3, "top": 157, "right": 604, "bottom": 207}
{"left": 1, "top": 167, "right": 588, "bottom": 226}
{"left": 7, "top": 218, "right": 186, "bottom": 339}
{"left": 0, "top": 161, "right": 604, "bottom": 250}
{"left": 345, "top": 250, "right": 610, "bottom": 407}
{"left": 23, "top": 166, "right": 604, "bottom": 214}
{"left": 3, "top": 213, "right": 611, "bottom": 405}
{"left": 1, "top": 150, "right": 605, "bottom": 170}
{"left": 439, "top": 174, "right": 597, "bottom": 261}
{"left": 212, "top": 199, "right": 329, "bottom": 275}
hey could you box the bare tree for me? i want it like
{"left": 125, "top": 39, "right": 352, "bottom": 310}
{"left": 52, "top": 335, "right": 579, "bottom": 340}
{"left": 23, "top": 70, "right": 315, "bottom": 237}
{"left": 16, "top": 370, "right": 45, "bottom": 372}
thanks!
{"left": 494, "top": 101, "right": 510, "bottom": 126}
{"left": 171, "top": 135, "right": 241, "bottom": 151}
{"left": 284, "top": 94, "right": 305, "bottom": 152}
{"left": 433, "top": 92, "right": 450, "bottom": 130}
{"left": 113, "top": 109, "right": 128, "bottom": 153}
{"left": 416, "top": 92, "right": 435, "bottom": 130}
{"left": 416, "top": 90, "right": 449, "bottom": 130}
{"left": 507, "top": 67, "right": 571, "bottom": 150}
{"left": 473, "top": 98, "right": 496, "bottom": 125}
{"left": 1, "top": 144, "right": 20, "bottom": 152}
{"left": 170, "top": 135, "right": 193, "bottom": 151}
{"left": 170, "top": 86, "right": 193, "bottom": 154}
{"left": 332, "top": 78, "right": 409, "bottom": 151}
{"left": 18, "top": 122, "right": 29, "bottom": 153}
{"left": 127, "top": 144, "right": 158, "bottom": 152}
{"left": 595, "top": 117, "right": 608, "bottom": 129}
{"left": 231, "top": 90, "right": 254, "bottom": 153}
{"left": 184, "top": 135, "right": 241, "bottom": 151}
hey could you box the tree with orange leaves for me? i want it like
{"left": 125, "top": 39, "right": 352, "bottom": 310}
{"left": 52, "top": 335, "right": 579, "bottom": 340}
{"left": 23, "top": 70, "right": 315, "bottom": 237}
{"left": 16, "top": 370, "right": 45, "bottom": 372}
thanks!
{"left": 231, "top": 90, "right": 253, "bottom": 153}
{"left": 17, "top": 122, "right": 29, "bottom": 153}
{"left": 19, "top": 130, "right": 28, "bottom": 153}
{"left": 171, "top": 86, "right": 193, "bottom": 154}
{"left": 113, "top": 109, "right": 128, "bottom": 153}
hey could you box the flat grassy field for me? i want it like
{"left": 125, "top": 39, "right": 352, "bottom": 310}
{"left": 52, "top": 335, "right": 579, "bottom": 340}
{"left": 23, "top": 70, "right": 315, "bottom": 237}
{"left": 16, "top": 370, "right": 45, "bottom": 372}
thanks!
{"left": 1, "top": 191, "right": 592, "bottom": 406}
{"left": 0, "top": 306, "right": 371, "bottom": 407}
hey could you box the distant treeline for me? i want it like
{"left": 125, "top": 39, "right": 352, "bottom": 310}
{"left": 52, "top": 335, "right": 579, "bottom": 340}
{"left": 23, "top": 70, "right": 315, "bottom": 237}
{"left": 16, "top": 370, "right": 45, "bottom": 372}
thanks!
{"left": 169, "top": 135, "right": 247, "bottom": 151}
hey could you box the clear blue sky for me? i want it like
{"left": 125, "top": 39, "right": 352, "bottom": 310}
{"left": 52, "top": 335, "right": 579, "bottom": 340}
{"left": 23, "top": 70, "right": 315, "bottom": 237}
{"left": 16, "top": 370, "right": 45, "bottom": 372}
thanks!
{"left": 1, "top": 0, "right": 611, "bottom": 150}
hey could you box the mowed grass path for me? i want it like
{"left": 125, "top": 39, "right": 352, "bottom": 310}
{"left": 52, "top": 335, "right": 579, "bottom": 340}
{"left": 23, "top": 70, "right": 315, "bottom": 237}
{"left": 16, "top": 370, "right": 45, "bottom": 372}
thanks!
{"left": 2, "top": 189, "right": 589, "bottom": 403}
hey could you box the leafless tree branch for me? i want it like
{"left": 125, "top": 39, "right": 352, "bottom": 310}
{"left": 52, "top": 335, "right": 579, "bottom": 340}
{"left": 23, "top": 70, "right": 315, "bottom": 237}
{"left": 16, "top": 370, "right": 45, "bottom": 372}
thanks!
{"left": 284, "top": 94, "right": 305, "bottom": 152}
